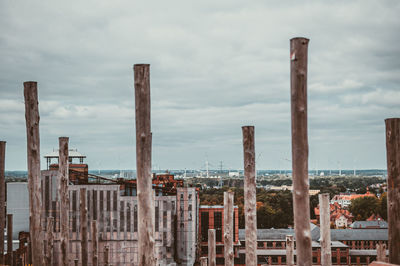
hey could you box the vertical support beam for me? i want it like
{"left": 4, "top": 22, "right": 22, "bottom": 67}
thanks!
{"left": 319, "top": 193, "right": 332, "bottom": 266}
{"left": 224, "top": 191, "right": 234, "bottom": 266}
{"left": 104, "top": 245, "right": 109, "bottom": 266}
{"left": 23, "top": 81, "right": 44, "bottom": 266}
{"left": 208, "top": 229, "right": 216, "bottom": 266}
{"left": 134, "top": 64, "right": 155, "bottom": 265}
{"left": 0, "top": 141, "right": 5, "bottom": 265}
{"left": 91, "top": 221, "right": 98, "bottom": 266}
{"left": 46, "top": 217, "right": 54, "bottom": 266}
{"left": 58, "top": 137, "right": 69, "bottom": 266}
{"left": 385, "top": 118, "right": 400, "bottom": 264}
{"left": 286, "top": 235, "right": 294, "bottom": 266}
{"left": 74, "top": 258, "right": 78, "bottom": 266}
{"left": 7, "top": 214, "right": 12, "bottom": 266}
{"left": 80, "top": 188, "right": 88, "bottom": 266}
{"left": 376, "top": 243, "right": 387, "bottom": 262}
{"left": 200, "top": 257, "right": 208, "bottom": 266}
{"left": 290, "top": 37, "right": 312, "bottom": 266}
{"left": 242, "top": 126, "right": 257, "bottom": 266}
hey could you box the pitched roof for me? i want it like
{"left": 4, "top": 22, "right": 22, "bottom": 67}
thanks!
{"left": 350, "top": 220, "right": 388, "bottom": 229}
{"left": 331, "top": 229, "right": 388, "bottom": 241}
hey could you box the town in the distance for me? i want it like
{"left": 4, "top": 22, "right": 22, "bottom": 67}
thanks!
{"left": 4, "top": 148, "right": 388, "bottom": 265}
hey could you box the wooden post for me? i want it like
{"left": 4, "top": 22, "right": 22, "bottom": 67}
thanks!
{"left": 385, "top": 118, "right": 400, "bottom": 264}
{"left": 376, "top": 243, "right": 387, "bottom": 262}
{"left": 91, "top": 221, "right": 98, "bottom": 266}
{"left": 290, "top": 37, "right": 312, "bottom": 265}
{"left": 46, "top": 217, "right": 54, "bottom": 266}
{"left": 242, "top": 126, "right": 257, "bottom": 266}
{"left": 286, "top": 235, "right": 294, "bottom": 266}
{"left": 58, "top": 137, "right": 69, "bottom": 266}
{"left": 0, "top": 141, "right": 5, "bottom": 265}
{"left": 23, "top": 81, "right": 44, "bottom": 266}
{"left": 80, "top": 188, "right": 88, "bottom": 266}
{"left": 7, "top": 214, "right": 13, "bottom": 266}
{"left": 200, "top": 256, "right": 208, "bottom": 266}
{"left": 134, "top": 64, "right": 155, "bottom": 265}
{"left": 224, "top": 191, "right": 234, "bottom": 266}
{"left": 208, "top": 229, "right": 216, "bottom": 266}
{"left": 74, "top": 258, "right": 79, "bottom": 266}
{"left": 319, "top": 193, "right": 331, "bottom": 266}
{"left": 104, "top": 245, "right": 109, "bottom": 266}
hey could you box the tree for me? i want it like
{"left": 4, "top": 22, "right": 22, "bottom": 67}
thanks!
{"left": 348, "top": 196, "right": 379, "bottom": 221}
{"left": 378, "top": 193, "right": 387, "bottom": 220}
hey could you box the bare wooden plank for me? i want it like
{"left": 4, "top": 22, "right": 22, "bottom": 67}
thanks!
{"left": 385, "top": 118, "right": 400, "bottom": 264}
{"left": 224, "top": 191, "right": 234, "bottom": 266}
{"left": 58, "top": 137, "right": 70, "bottom": 266}
{"left": 286, "top": 235, "right": 294, "bottom": 266}
{"left": 23, "top": 81, "right": 44, "bottom": 266}
{"left": 200, "top": 257, "right": 208, "bottom": 266}
{"left": 242, "top": 126, "right": 257, "bottom": 266}
{"left": 0, "top": 141, "right": 5, "bottom": 265}
{"left": 91, "top": 220, "right": 98, "bottom": 266}
{"left": 319, "top": 193, "right": 331, "bottom": 266}
{"left": 7, "top": 214, "right": 13, "bottom": 266}
{"left": 208, "top": 229, "right": 216, "bottom": 266}
{"left": 290, "top": 37, "right": 312, "bottom": 265}
{"left": 80, "top": 188, "right": 88, "bottom": 266}
{"left": 46, "top": 217, "right": 54, "bottom": 266}
{"left": 134, "top": 64, "right": 155, "bottom": 265}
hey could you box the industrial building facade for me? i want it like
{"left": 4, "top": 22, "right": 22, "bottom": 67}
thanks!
{"left": 40, "top": 169, "right": 198, "bottom": 266}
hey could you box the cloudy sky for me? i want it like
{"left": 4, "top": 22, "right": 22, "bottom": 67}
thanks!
{"left": 1, "top": 0, "right": 399, "bottom": 171}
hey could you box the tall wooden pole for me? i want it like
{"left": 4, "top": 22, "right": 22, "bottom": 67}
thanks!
{"left": 224, "top": 191, "right": 234, "bottom": 266}
{"left": 7, "top": 214, "right": 13, "bottom": 266}
{"left": 23, "top": 81, "right": 44, "bottom": 266}
{"left": 290, "top": 37, "right": 312, "bottom": 265}
{"left": 58, "top": 137, "right": 70, "bottom": 266}
{"left": 319, "top": 193, "right": 331, "bottom": 266}
{"left": 0, "top": 141, "right": 5, "bottom": 265}
{"left": 134, "top": 64, "right": 155, "bottom": 265}
{"left": 80, "top": 188, "right": 88, "bottom": 266}
{"left": 200, "top": 257, "right": 208, "bottom": 266}
{"left": 91, "top": 221, "right": 98, "bottom": 266}
{"left": 242, "top": 126, "right": 257, "bottom": 266}
{"left": 46, "top": 217, "right": 54, "bottom": 266}
{"left": 286, "top": 235, "right": 294, "bottom": 266}
{"left": 208, "top": 229, "right": 216, "bottom": 266}
{"left": 385, "top": 118, "right": 400, "bottom": 264}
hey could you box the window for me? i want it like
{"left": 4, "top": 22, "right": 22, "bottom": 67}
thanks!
{"left": 126, "top": 203, "right": 131, "bottom": 232}
{"left": 216, "top": 246, "right": 223, "bottom": 254}
{"left": 92, "top": 190, "right": 97, "bottom": 220}
{"left": 201, "top": 212, "right": 209, "bottom": 242}
{"left": 107, "top": 191, "right": 111, "bottom": 211}
{"left": 155, "top": 203, "right": 159, "bottom": 232}
{"left": 214, "top": 212, "right": 222, "bottom": 242}
{"left": 216, "top": 257, "right": 224, "bottom": 265}
{"left": 113, "top": 191, "right": 117, "bottom": 211}
{"left": 134, "top": 205, "right": 138, "bottom": 232}
{"left": 258, "top": 241, "right": 264, "bottom": 248}
{"left": 120, "top": 201, "right": 125, "bottom": 231}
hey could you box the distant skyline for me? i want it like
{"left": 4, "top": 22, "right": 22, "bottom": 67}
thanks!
{"left": 1, "top": 1, "right": 399, "bottom": 170}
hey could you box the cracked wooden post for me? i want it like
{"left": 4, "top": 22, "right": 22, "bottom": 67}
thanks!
{"left": 7, "top": 214, "right": 13, "bottom": 266}
{"left": 0, "top": 141, "right": 5, "bottom": 265}
{"left": 224, "top": 191, "right": 234, "bottom": 266}
{"left": 286, "top": 235, "right": 294, "bottom": 266}
{"left": 134, "top": 64, "right": 155, "bottom": 265}
{"left": 91, "top": 221, "right": 98, "bottom": 266}
{"left": 290, "top": 37, "right": 312, "bottom": 265}
{"left": 385, "top": 118, "right": 400, "bottom": 264}
{"left": 319, "top": 193, "right": 331, "bottom": 266}
{"left": 104, "top": 245, "right": 109, "bottom": 266}
{"left": 208, "top": 229, "right": 216, "bottom": 266}
{"left": 58, "top": 137, "right": 70, "bottom": 266}
{"left": 200, "top": 257, "right": 208, "bottom": 266}
{"left": 23, "top": 81, "right": 44, "bottom": 266}
{"left": 80, "top": 188, "right": 88, "bottom": 266}
{"left": 46, "top": 217, "right": 54, "bottom": 266}
{"left": 242, "top": 126, "right": 257, "bottom": 266}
